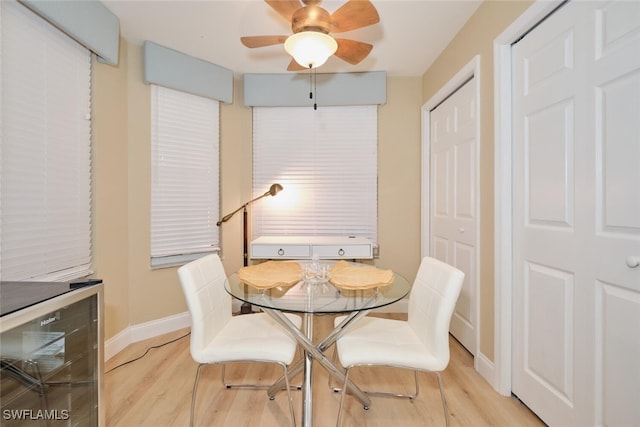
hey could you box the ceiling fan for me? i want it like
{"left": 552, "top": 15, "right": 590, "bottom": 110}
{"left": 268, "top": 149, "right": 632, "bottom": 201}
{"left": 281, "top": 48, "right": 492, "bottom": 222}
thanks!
{"left": 241, "top": 0, "right": 380, "bottom": 71}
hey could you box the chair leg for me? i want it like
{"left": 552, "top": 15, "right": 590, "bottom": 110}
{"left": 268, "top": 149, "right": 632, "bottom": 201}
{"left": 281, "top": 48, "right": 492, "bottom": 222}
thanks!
{"left": 363, "top": 370, "right": 419, "bottom": 400}
{"left": 336, "top": 368, "right": 419, "bottom": 400}
{"left": 220, "top": 362, "right": 275, "bottom": 390}
{"left": 329, "top": 354, "right": 419, "bottom": 399}
{"left": 435, "top": 372, "right": 449, "bottom": 427}
{"left": 281, "top": 363, "right": 296, "bottom": 427}
{"left": 190, "top": 364, "right": 205, "bottom": 427}
{"left": 336, "top": 367, "right": 352, "bottom": 427}
{"left": 194, "top": 362, "right": 296, "bottom": 426}
{"left": 220, "top": 364, "right": 233, "bottom": 388}
{"left": 337, "top": 368, "right": 445, "bottom": 427}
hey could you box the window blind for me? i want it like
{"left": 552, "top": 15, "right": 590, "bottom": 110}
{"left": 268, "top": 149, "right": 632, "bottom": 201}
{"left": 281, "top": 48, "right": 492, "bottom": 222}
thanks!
{"left": 0, "top": 0, "right": 92, "bottom": 281}
{"left": 252, "top": 106, "right": 378, "bottom": 242}
{"left": 150, "top": 85, "right": 220, "bottom": 267}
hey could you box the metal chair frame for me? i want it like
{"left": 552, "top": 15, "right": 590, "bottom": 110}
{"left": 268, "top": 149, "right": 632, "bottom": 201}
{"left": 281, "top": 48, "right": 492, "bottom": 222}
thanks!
{"left": 336, "top": 363, "right": 449, "bottom": 427}
{"left": 328, "top": 350, "right": 420, "bottom": 399}
{"left": 190, "top": 359, "right": 295, "bottom": 427}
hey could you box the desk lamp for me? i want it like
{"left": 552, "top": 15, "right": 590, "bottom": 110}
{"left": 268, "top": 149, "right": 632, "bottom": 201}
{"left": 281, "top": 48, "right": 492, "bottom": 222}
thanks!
{"left": 217, "top": 183, "right": 283, "bottom": 314}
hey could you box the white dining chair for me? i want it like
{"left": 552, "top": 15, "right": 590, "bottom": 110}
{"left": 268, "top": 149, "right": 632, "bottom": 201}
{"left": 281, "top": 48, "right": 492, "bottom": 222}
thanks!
{"left": 333, "top": 256, "right": 464, "bottom": 426}
{"left": 177, "top": 254, "right": 301, "bottom": 427}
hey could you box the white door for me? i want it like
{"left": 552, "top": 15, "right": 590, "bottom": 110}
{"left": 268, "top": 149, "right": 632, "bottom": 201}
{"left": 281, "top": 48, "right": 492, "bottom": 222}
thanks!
{"left": 430, "top": 78, "right": 478, "bottom": 355}
{"left": 511, "top": 1, "right": 640, "bottom": 425}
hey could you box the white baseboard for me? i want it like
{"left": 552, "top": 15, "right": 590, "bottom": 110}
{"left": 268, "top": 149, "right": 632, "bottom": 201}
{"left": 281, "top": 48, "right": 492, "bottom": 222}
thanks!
{"left": 104, "top": 311, "right": 191, "bottom": 361}
{"left": 475, "top": 350, "right": 496, "bottom": 390}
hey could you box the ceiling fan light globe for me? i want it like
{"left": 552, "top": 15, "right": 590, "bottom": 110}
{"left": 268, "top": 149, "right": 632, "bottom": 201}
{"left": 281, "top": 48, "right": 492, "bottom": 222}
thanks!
{"left": 284, "top": 31, "right": 337, "bottom": 69}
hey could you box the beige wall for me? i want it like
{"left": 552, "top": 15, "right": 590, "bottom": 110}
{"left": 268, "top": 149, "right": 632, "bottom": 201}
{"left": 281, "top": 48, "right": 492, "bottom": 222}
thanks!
{"left": 421, "top": 0, "right": 533, "bottom": 360}
{"left": 92, "top": 41, "right": 130, "bottom": 338}
{"left": 377, "top": 77, "right": 423, "bottom": 279}
{"left": 92, "top": 40, "right": 423, "bottom": 341}
{"left": 218, "top": 76, "right": 254, "bottom": 274}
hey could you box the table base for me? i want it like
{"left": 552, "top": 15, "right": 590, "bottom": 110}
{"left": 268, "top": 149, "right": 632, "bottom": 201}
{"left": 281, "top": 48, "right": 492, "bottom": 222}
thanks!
{"left": 262, "top": 308, "right": 373, "bottom": 427}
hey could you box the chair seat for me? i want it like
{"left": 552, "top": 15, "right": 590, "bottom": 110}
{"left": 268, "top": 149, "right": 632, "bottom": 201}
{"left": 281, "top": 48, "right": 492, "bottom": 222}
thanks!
{"left": 335, "top": 315, "right": 445, "bottom": 372}
{"left": 196, "top": 312, "right": 301, "bottom": 365}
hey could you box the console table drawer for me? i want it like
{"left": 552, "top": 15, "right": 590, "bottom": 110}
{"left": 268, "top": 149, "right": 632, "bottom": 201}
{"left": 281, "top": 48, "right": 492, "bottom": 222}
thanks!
{"left": 250, "top": 236, "right": 374, "bottom": 260}
{"left": 312, "top": 244, "right": 372, "bottom": 259}
{"left": 250, "top": 243, "right": 310, "bottom": 259}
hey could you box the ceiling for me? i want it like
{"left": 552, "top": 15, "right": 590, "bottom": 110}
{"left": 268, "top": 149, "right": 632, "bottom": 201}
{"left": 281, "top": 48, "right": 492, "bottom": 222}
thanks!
{"left": 103, "top": 0, "right": 483, "bottom": 77}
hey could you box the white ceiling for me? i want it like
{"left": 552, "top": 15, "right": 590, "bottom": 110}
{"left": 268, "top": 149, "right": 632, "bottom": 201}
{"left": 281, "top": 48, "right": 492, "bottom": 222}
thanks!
{"left": 103, "top": 0, "right": 483, "bottom": 77}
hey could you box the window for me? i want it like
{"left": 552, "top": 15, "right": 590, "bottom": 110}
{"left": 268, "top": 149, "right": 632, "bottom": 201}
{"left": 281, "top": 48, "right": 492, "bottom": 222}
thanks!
{"left": 0, "top": 0, "right": 92, "bottom": 281}
{"left": 150, "top": 85, "right": 220, "bottom": 268}
{"left": 252, "top": 106, "right": 378, "bottom": 242}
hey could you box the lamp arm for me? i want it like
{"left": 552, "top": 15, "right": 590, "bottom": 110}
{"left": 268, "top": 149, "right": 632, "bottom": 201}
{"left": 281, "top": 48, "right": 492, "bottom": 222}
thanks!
{"left": 216, "top": 203, "right": 247, "bottom": 226}
{"left": 216, "top": 191, "right": 271, "bottom": 226}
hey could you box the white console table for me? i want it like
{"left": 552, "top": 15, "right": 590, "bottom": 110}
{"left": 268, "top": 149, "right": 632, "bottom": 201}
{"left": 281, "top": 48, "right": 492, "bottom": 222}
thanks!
{"left": 250, "top": 236, "right": 374, "bottom": 260}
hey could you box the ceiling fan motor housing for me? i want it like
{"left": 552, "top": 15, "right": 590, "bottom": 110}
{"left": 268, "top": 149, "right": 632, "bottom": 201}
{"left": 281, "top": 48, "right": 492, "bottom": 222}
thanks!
{"left": 292, "top": 6, "right": 332, "bottom": 34}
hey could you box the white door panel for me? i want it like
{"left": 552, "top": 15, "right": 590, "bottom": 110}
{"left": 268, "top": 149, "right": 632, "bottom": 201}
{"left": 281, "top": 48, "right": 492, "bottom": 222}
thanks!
{"left": 432, "top": 236, "right": 448, "bottom": 262}
{"left": 512, "top": 1, "right": 640, "bottom": 425}
{"left": 525, "top": 100, "right": 574, "bottom": 226}
{"left": 594, "top": 17, "right": 640, "bottom": 423}
{"left": 597, "top": 72, "right": 640, "bottom": 230}
{"left": 430, "top": 78, "right": 478, "bottom": 354}
{"left": 433, "top": 150, "right": 450, "bottom": 218}
{"left": 452, "top": 241, "right": 475, "bottom": 346}
{"left": 596, "top": 282, "right": 640, "bottom": 426}
{"left": 523, "top": 262, "right": 575, "bottom": 403}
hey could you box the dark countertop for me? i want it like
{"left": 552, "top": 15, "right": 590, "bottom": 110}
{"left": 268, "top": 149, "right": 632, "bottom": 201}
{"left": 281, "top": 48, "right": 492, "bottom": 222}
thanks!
{"left": 0, "top": 280, "right": 102, "bottom": 317}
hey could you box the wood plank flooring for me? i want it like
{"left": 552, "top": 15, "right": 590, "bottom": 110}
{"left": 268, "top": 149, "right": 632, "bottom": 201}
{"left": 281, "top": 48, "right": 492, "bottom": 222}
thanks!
{"left": 104, "top": 313, "right": 545, "bottom": 426}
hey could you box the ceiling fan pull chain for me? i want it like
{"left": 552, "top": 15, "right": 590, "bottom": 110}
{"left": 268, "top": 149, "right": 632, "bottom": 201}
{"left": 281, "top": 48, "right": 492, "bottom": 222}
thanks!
{"left": 309, "top": 65, "right": 313, "bottom": 99}
{"left": 313, "top": 67, "right": 318, "bottom": 110}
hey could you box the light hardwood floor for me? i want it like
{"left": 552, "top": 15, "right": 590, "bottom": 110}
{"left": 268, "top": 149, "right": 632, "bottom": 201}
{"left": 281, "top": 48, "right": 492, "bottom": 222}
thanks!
{"left": 105, "top": 313, "right": 545, "bottom": 426}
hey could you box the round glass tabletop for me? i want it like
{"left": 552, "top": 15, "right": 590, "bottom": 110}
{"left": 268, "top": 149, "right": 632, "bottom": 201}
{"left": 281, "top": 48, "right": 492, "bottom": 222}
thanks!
{"left": 225, "top": 261, "right": 412, "bottom": 314}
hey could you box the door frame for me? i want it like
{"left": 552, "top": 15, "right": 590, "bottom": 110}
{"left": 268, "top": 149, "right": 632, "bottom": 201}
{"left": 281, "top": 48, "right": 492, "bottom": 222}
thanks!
{"left": 493, "top": 0, "right": 565, "bottom": 395}
{"left": 421, "top": 54, "right": 481, "bottom": 366}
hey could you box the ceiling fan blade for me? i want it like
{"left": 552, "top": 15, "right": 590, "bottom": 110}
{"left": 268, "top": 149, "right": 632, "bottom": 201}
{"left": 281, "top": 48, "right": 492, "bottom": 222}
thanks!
{"left": 287, "top": 58, "right": 308, "bottom": 71}
{"left": 334, "top": 38, "right": 373, "bottom": 65}
{"left": 330, "top": 0, "right": 380, "bottom": 33}
{"left": 241, "top": 35, "right": 288, "bottom": 48}
{"left": 265, "top": 0, "right": 302, "bottom": 22}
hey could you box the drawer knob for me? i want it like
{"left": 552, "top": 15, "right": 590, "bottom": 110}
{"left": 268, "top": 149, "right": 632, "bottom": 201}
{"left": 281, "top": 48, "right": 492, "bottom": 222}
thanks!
{"left": 626, "top": 256, "right": 640, "bottom": 268}
{"left": 278, "top": 248, "right": 285, "bottom": 256}
{"left": 338, "top": 248, "right": 345, "bottom": 256}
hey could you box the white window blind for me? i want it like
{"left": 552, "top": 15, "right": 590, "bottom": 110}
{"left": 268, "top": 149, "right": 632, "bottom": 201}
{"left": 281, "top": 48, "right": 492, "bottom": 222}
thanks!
{"left": 0, "top": 0, "right": 92, "bottom": 281}
{"left": 151, "top": 85, "right": 220, "bottom": 267}
{"left": 252, "top": 106, "right": 378, "bottom": 242}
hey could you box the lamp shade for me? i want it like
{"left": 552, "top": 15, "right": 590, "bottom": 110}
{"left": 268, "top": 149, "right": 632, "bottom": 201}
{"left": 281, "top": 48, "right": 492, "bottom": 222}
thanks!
{"left": 284, "top": 31, "right": 338, "bottom": 69}
{"left": 268, "top": 183, "right": 283, "bottom": 196}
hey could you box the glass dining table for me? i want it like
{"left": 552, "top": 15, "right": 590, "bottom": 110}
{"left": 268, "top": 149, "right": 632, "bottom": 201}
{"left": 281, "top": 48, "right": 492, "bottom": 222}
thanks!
{"left": 225, "top": 261, "right": 412, "bottom": 427}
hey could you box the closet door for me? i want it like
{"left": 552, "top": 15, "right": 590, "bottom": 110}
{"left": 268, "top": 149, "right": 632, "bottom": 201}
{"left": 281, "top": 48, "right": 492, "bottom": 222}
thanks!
{"left": 430, "top": 77, "right": 478, "bottom": 354}
{"left": 511, "top": 1, "right": 640, "bottom": 425}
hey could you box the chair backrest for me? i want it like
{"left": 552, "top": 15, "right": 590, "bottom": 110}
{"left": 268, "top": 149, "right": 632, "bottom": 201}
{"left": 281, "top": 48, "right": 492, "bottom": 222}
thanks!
{"left": 407, "top": 257, "right": 465, "bottom": 371}
{"left": 177, "top": 254, "right": 232, "bottom": 363}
